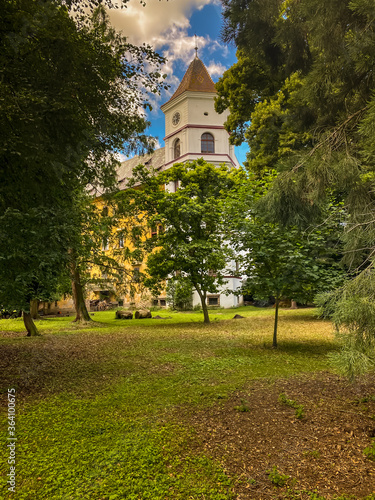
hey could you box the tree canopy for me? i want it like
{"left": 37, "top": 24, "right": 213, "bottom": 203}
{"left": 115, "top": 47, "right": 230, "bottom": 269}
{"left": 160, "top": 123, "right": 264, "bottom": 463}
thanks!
{"left": 120, "top": 159, "right": 241, "bottom": 323}
{"left": 216, "top": 0, "right": 375, "bottom": 247}
{"left": 226, "top": 175, "right": 346, "bottom": 347}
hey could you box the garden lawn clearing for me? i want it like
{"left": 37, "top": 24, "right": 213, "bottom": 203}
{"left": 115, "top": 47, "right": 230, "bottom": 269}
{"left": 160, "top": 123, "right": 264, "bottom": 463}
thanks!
{"left": 0, "top": 307, "right": 374, "bottom": 499}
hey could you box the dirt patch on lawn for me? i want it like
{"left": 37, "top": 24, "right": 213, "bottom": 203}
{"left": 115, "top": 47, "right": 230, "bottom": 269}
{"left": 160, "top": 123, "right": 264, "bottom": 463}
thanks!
{"left": 0, "top": 331, "right": 27, "bottom": 338}
{"left": 181, "top": 372, "right": 375, "bottom": 499}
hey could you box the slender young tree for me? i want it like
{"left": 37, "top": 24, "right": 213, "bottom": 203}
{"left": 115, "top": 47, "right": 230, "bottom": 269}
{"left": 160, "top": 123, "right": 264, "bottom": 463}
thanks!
{"left": 238, "top": 219, "right": 345, "bottom": 347}
{"left": 225, "top": 175, "right": 346, "bottom": 347}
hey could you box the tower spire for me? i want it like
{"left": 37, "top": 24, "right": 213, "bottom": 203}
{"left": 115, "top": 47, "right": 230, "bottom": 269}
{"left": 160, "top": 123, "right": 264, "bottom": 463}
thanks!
{"left": 161, "top": 50, "right": 216, "bottom": 105}
{"left": 194, "top": 34, "right": 198, "bottom": 59}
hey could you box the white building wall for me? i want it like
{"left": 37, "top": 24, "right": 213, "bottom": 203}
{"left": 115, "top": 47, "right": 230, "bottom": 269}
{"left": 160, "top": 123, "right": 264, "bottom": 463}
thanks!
{"left": 164, "top": 98, "right": 189, "bottom": 139}
{"left": 187, "top": 93, "right": 227, "bottom": 125}
{"left": 191, "top": 277, "right": 243, "bottom": 309}
{"left": 162, "top": 92, "right": 240, "bottom": 169}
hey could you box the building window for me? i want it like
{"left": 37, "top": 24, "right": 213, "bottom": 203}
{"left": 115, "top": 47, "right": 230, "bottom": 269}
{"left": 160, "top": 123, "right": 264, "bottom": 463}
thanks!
{"left": 133, "top": 267, "right": 140, "bottom": 283}
{"left": 207, "top": 295, "right": 219, "bottom": 306}
{"left": 201, "top": 133, "right": 214, "bottom": 153}
{"left": 173, "top": 138, "right": 181, "bottom": 159}
{"left": 159, "top": 299, "right": 166, "bottom": 307}
{"left": 153, "top": 299, "right": 159, "bottom": 306}
{"left": 102, "top": 238, "right": 109, "bottom": 251}
{"left": 151, "top": 224, "right": 164, "bottom": 237}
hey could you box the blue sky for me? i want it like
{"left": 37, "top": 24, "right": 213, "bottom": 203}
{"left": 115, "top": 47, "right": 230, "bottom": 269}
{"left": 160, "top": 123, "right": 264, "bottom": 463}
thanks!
{"left": 107, "top": 0, "right": 248, "bottom": 165}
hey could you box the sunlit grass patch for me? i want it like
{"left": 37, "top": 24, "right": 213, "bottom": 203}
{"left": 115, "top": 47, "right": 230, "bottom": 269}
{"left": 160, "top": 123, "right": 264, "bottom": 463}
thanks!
{"left": 0, "top": 305, "right": 277, "bottom": 336}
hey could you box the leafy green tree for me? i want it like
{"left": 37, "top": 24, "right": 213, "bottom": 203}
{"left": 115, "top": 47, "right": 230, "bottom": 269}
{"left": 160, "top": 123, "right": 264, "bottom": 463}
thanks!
{"left": 0, "top": 0, "right": 165, "bottom": 334}
{"left": 225, "top": 175, "right": 346, "bottom": 347}
{"left": 120, "top": 160, "right": 240, "bottom": 323}
{"left": 243, "top": 73, "right": 313, "bottom": 175}
{"left": 216, "top": 0, "right": 313, "bottom": 146}
{"left": 0, "top": 209, "right": 74, "bottom": 335}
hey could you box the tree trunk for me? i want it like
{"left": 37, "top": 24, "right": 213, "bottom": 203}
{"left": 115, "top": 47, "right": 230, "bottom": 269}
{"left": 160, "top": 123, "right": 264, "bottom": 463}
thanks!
{"left": 71, "top": 258, "right": 91, "bottom": 322}
{"left": 195, "top": 286, "right": 210, "bottom": 324}
{"left": 201, "top": 295, "right": 210, "bottom": 324}
{"left": 273, "top": 296, "right": 280, "bottom": 348}
{"left": 30, "top": 299, "right": 40, "bottom": 319}
{"left": 290, "top": 300, "right": 298, "bottom": 309}
{"left": 23, "top": 311, "right": 40, "bottom": 336}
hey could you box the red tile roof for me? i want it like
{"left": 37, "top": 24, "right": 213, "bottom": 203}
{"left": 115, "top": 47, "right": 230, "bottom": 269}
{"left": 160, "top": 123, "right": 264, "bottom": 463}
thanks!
{"left": 166, "top": 57, "right": 216, "bottom": 104}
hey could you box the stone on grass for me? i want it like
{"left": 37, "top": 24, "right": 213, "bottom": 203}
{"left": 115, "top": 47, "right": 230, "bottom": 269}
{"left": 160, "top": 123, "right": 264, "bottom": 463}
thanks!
{"left": 134, "top": 309, "right": 152, "bottom": 319}
{"left": 115, "top": 310, "right": 133, "bottom": 320}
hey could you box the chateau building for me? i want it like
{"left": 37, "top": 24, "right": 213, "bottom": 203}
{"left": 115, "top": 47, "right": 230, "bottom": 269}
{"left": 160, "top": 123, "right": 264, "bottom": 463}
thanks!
{"left": 113, "top": 55, "right": 243, "bottom": 309}
{"left": 45, "top": 55, "right": 243, "bottom": 315}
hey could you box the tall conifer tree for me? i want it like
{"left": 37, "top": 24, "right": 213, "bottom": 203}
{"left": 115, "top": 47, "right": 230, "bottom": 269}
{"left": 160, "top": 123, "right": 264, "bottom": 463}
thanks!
{"left": 217, "top": 0, "right": 375, "bottom": 374}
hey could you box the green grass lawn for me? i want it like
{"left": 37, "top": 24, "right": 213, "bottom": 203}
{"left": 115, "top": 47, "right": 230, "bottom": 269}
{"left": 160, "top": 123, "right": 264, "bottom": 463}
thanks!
{"left": 0, "top": 307, "right": 340, "bottom": 499}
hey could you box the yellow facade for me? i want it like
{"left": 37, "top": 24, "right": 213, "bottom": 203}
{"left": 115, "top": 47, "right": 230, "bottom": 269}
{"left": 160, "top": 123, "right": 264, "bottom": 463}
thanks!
{"left": 86, "top": 198, "right": 166, "bottom": 310}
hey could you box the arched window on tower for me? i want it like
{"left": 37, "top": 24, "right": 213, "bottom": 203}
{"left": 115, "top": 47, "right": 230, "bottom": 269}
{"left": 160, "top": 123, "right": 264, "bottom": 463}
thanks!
{"left": 201, "top": 132, "right": 215, "bottom": 153}
{"left": 173, "top": 138, "right": 181, "bottom": 159}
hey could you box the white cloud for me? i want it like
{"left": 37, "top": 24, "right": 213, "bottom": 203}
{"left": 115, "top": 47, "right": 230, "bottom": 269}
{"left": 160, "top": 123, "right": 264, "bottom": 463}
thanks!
{"left": 107, "top": 0, "right": 212, "bottom": 47}
{"left": 206, "top": 61, "right": 227, "bottom": 78}
{"left": 114, "top": 151, "right": 129, "bottom": 163}
{"left": 153, "top": 138, "right": 162, "bottom": 150}
{"left": 155, "top": 32, "right": 209, "bottom": 101}
{"left": 106, "top": 0, "right": 225, "bottom": 100}
{"left": 206, "top": 40, "right": 229, "bottom": 58}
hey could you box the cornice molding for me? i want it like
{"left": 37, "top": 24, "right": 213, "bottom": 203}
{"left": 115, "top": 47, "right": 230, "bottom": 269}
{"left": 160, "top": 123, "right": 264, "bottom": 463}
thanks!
{"left": 164, "top": 152, "right": 237, "bottom": 168}
{"left": 164, "top": 124, "right": 227, "bottom": 141}
{"left": 161, "top": 90, "right": 217, "bottom": 112}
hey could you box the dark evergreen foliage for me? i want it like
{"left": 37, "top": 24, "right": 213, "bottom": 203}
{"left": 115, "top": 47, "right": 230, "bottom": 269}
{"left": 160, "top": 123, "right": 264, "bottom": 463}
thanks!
{"left": 217, "top": 0, "right": 375, "bottom": 373}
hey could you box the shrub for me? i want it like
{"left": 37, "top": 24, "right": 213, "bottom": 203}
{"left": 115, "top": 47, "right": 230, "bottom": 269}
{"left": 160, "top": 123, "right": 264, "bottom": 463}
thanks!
{"left": 166, "top": 277, "right": 193, "bottom": 311}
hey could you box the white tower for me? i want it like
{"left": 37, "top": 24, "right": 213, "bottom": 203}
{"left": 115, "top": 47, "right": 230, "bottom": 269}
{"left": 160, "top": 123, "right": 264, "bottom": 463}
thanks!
{"left": 160, "top": 56, "right": 242, "bottom": 309}
{"left": 160, "top": 56, "right": 239, "bottom": 169}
